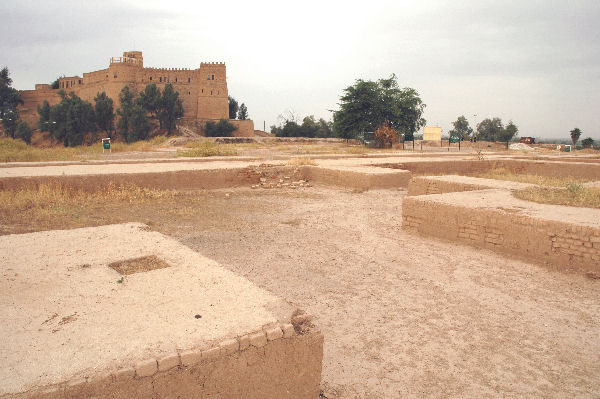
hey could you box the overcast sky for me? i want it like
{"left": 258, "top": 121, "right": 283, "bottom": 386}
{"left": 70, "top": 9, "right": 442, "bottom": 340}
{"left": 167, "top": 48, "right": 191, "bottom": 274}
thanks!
{"left": 2, "top": 0, "right": 599, "bottom": 139}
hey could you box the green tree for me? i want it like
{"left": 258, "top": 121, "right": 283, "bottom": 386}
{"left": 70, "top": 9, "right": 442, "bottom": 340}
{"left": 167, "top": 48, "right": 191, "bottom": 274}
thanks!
{"left": 158, "top": 84, "right": 184, "bottom": 134}
{"left": 127, "top": 104, "right": 151, "bottom": 142}
{"left": 316, "top": 118, "right": 334, "bottom": 138}
{"left": 37, "top": 100, "right": 51, "bottom": 131}
{"left": 476, "top": 117, "right": 503, "bottom": 141}
{"left": 94, "top": 92, "right": 114, "bottom": 135}
{"left": 137, "top": 84, "right": 161, "bottom": 120}
{"left": 237, "top": 103, "right": 248, "bottom": 120}
{"left": 205, "top": 119, "right": 237, "bottom": 137}
{"left": 581, "top": 137, "right": 594, "bottom": 148}
{"left": 116, "top": 86, "right": 135, "bottom": 139}
{"left": 570, "top": 128, "right": 582, "bottom": 145}
{"left": 333, "top": 75, "right": 425, "bottom": 141}
{"left": 48, "top": 92, "right": 96, "bottom": 147}
{"left": 50, "top": 76, "right": 64, "bottom": 89}
{"left": 15, "top": 121, "right": 32, "bottom": 144}
{"left": 448, "top": 115, "right": 473, "bottom": 140}
{"left": 0, "top": 67, "right": 24, "bottom": 138}
{"left": 496, "top": 120, "right": 519, "bottom": 144}
{"left": 228, "top": 96, "right": 239, "bottom": 119}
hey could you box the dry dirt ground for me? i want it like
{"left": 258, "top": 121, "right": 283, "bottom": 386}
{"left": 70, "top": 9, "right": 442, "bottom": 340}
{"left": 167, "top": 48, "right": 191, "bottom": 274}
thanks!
{"left": 2, "top": 186, "right": 600, "bottom": 398}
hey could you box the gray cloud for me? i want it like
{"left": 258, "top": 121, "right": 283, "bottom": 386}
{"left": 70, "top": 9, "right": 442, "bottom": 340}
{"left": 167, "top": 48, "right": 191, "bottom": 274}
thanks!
{"left": 1, "top": 0, "right": 599, "bottom": 139}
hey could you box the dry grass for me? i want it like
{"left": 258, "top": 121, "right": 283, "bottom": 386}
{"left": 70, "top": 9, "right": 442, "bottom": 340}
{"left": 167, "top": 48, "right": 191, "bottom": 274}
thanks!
{"left": 0, "top": 183, "right": 176, "bottom": 214}
{"left": 0, "top": 136, "right": 169, "bottom": 162}
{"left": 177, "top": 141, "right": 237, "bottom": 157}
{"left": 473, "top": 167, "right": 590, "bottom": 187}
{"left": 287, "top": 157, "right": 317, "bottom": 166}
{"left": 514, "top": 184, "right": 600, "bottom": 209}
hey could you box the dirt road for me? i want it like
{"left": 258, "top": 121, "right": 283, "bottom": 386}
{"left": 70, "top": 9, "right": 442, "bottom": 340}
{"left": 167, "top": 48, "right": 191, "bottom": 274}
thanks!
{"left": 166, "top": 187, "right": 600, "bottom": 398}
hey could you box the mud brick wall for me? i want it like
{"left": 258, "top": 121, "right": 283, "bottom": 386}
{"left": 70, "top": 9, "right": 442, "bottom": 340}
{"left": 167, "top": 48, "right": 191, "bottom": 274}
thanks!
{"left": 13, "top": 324, "right": 323, "bottom": 399}
{"left": 402, "top": 196, "right": 600, "bottom": 273}
{"left": 407, "top": 176, "right": 490, "bottom": 196}
{"left": 302, "top": 166, "right": 411, "bottom": 189}
{"left": 0, "top": 167, "right": 264, "bottom": 192}
{"left": 501, "top": 160, "right": 600, "bottom": 180}
{"left": 377, "top": 159, "right": 600, "bottom": 181}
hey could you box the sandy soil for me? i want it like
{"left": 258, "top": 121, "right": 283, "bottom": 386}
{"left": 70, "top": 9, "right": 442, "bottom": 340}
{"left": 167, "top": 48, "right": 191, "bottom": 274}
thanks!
{"left": 160, "top": 187, "right": 600, "bottom": 398}
{"left": 1, "top": 183, "right": 599, "bottom": 397}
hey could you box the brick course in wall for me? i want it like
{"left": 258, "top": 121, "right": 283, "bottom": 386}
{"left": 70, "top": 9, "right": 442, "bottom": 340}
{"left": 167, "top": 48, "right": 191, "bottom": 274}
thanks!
{"left": 402, "top": 184, "right": 600, "bottom": 273}
{"left": 11, "top": 323, "right": 323, "bottom": 399}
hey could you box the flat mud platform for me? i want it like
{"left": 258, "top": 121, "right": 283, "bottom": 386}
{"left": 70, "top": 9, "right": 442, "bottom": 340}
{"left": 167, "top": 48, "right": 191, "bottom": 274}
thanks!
{"left": 0, "top": 223, "right": 323, "bottom": 398}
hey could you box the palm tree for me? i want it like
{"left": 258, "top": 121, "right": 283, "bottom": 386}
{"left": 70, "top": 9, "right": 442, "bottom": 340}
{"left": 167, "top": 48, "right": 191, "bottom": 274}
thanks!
{"left": 570, "top": 128, "right": 582, "bottom": 145}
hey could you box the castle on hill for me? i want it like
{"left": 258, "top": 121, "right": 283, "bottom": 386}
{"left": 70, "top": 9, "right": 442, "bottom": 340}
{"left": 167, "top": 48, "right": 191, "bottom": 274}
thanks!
{"left": 18, "top": 51, "right": 254, "bottom": 136}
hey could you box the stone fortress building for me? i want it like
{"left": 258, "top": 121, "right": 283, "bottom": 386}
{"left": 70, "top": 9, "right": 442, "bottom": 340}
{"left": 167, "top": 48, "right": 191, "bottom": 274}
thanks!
{"left": 18, "top": 51, "right": 254, "bottom": 136}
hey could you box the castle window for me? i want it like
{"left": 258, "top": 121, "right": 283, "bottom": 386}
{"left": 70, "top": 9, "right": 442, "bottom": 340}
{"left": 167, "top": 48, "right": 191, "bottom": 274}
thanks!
{"left": 114, "top": 73, "right": 117, "bottom": 78}
{"left": 188, "top": 77, "right": 190, "bottom": 83}
{"left": 202, "top": 89, "right": 203, "bottom": 93}
{"left": 207, "top": 75, "right": 211, "bottom": 80}
{"left": 159, "top": 77, "right": 162, "bottom": 82}
{"left": 188, "top": 91, "right": 190, "bottom": 95}
{"left": 175, "top": 77, "right": 178, "bottom": 83}
{"left": 164, "top": 76, "right": 167, "bottom": 82}
{"left": 78, "top": 80, "right": 81, "bottom": 84}
{"left": 211, "top": 74, "right": 215, "bottom": 80}
{"left": 149, "top": 77, "right": 152, "bottom": 81}
{"left": 211, "top": 90, "right": 213, "bottom": 95}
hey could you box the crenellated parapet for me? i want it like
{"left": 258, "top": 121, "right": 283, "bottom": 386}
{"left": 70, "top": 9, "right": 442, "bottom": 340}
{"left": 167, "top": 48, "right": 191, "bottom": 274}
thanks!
{"left": 19, "top": 50, "right": 231, "bottom": 125}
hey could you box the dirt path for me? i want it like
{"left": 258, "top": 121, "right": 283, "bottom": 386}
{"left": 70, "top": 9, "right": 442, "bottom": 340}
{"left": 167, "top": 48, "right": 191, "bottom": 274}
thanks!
{"left": 165, "top": 187, "right": 600, "bottom": 398}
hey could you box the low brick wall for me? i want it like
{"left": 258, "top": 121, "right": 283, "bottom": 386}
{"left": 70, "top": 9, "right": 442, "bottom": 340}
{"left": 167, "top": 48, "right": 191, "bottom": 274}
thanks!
{"left": 376, "top": 159, "right": 600, "bottom": 180}
{"left": 13, "top": 323, "right": 323, "bottom": 399}
{"left": 402, "top": 195, "right": 600, "bottom": 273}
{"left": 406, "top": 176, "right": 532, "bottom": 196}
{"left": 303, "top": 166, "right": 411, "bottom": 189}
{"left": 0, "top": 167, "right": 263, "bottom": 192}
{"left": 407, "top": 176, "right": 491, "bottom": 196}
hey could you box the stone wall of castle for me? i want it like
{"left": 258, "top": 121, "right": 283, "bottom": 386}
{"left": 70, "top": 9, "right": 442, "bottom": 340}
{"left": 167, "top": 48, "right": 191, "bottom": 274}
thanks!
{"left": 17, "top": 51, "right": 231, "bottom": 134}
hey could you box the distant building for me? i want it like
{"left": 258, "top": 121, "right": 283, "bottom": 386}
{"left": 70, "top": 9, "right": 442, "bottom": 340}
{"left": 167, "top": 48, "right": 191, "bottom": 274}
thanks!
{"left": 422, "top": 126, "right": 442, "bottom": 141}
{"left": 520, "top": 137, "right": 535, "bottom": 144}
{"left": 18, "top": 51, "right": 254, "bottom": 136}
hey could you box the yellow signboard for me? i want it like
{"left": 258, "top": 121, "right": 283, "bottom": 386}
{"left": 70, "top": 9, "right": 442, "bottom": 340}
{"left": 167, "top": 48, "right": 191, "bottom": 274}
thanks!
{"left": 423, "top": 126, "right": 442, "bottom": 141}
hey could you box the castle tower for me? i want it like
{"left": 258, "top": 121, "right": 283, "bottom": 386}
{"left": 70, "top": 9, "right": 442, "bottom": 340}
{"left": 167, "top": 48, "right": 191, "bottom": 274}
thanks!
{"left": 196, "top": 62, "right": 228, "bottom": 119}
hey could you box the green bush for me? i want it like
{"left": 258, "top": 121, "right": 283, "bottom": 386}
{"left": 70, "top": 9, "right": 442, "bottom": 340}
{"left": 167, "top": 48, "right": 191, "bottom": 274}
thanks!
{"left": 205, "top": 119, "right": 237, "bottom": 137}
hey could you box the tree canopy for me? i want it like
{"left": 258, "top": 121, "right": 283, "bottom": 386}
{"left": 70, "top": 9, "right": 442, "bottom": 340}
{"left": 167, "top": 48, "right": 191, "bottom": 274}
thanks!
{"left": 476, "top": 117, "right": 519, "bottom": 143}
{"left": 159, "top": 84, "right": 184, "bottom": 134}
{"left": 271, "top": 115, "right": 334, "bottom": 138}
{"left": 237, "top": 103, "right": 248, "bottom": 120}
{"left": 0, "top": 67, "right": 24, "bottom": 139}
{"left": 228, "top": 96, "right": 239, "bottom": 119}
{"left": 497, "top": 121, "right": 519, "bottom": 143}
{"left": 94, "top": 92, "right": 114, "bottom": 135}
{"left": 476, "top": 117, "right": 503, "bottom": 141}
{"left": 49, "top": 92, "right": 96, "bottom": 147}
{"left": 333, "top": 75, "right": 426, "bottom": 140}
{"left": 448, "top": 115, "right": 473, "bottom": 140}
{"left": 137, "top": 84, "right": 161, "bottom": 119}
{"left": 570, "top": 128, "right": 582, "bottom": 145}
{"left": 117, "top": 86, "right": 152, "bottom": 142}
{"left": 581, "top": 137, "right": 594, "bottom": 148}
